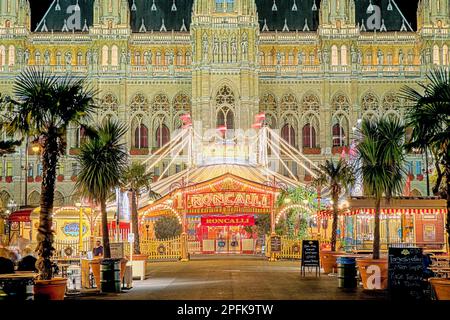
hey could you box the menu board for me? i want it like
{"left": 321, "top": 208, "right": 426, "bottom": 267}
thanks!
{"left": 388, "top": 247, "right": 424, "bottom": 300}
{"left": 301, "top": 240, "right": 320, "bottom": 267}
{"left": 110, "top": 242, "right": 124, "bottom": 259}
{"left": 270, "top": 236, "right": 281, "bottom": 253}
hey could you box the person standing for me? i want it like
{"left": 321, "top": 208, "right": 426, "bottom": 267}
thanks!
{"left": 93, "top": 240, "right": 104, "bottom": 257}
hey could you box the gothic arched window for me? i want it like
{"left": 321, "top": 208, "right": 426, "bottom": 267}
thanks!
{"left": 332, "top": 124, "right": 345, "bottom": 147}
{"left": 8, "top": 45, "right": 14, "bottom": 66}
{"left": 156, "top": 124, "right": 170, "bottom": 148}
{"left": 302, "top": 124, "right": 316, "bottom": 148}
{"left": 341, "top": 45, "right": 348, "bottom": 66}
{"left": 111, "top": 45, "right": 118, "bottom": 66}
{"left": 0, "top": 46, "right": 5, "bottom": 66}
{"left": 331, "top": 45, "right": 339, "bottom": 66}
{"left": 134, "top": 124, "right": 148, "bottom": 149}
{"left": 433, "top": 45, "right": 440, "bottom": 65}
{"left": 281, "top": 124, "right": 296, "bottom": 148}
{"left": 75, "top": 126, "right": 86, "bottom": 148}
{"left": 217, "top": 107, "right": 234, "bottom": 130}
{"left": 102, "top": 45, "right": 109, "bottom": 66}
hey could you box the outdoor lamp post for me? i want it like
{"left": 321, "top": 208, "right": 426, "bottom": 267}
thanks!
{"left": 75, "top": 202, "right": 83, "bottom": 257}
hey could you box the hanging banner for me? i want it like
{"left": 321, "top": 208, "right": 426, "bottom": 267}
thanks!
{"left": 201, "top": 215, "right": 255, "bottom": 227}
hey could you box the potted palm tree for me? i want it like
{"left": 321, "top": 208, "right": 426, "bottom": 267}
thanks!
{"left": 402, "top": 67, "right": 450, "bottom": 299}
{"left": 4, "top": 68, "right": 96, "bottom": 300}
{"left": 75, "top": 119, "right": 128, "bottom": 292}
{"left": 355, "top": 117, "right": 405, "bottom": 290}
{"left": 313, "top": 159, "right": 355, "bottom": 274}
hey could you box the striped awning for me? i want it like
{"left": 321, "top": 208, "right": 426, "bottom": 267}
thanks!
{"left": 318, "top": 208, "right": 447, "bottom": 217}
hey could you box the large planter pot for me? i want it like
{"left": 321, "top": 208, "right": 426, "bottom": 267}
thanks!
{"left": 90, "top": 259, "right": 102, "bottom": 288}
{"left": 430, "top": 278, "right": 450, "bottom": 300}
{"left": 119, "top": 258, "right": 128, "bottom": 283}
{"left": 320, "top": 251, "right": 343, "bottom": 274}
{"left": 33, "top": 278, "right": 67, "bottom": 300}
{"left": 356, "top": 258, "right": 388, "bottom": 290}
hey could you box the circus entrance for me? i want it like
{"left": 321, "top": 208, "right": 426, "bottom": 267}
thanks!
{"left": 139, "top": 169, "right": 290, "bottom": 259}
{"left": 198, "top": 215, "right": 257, "bottom": 254}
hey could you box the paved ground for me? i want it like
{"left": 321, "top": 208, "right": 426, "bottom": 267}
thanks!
{"left": 69, "top": 255, "right": 387, "bottom": 300}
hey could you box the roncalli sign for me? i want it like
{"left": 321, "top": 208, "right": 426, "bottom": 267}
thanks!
{"left": 388, "top": 247, "right": 424, "bottom": 300}
{"left": 301, "top": 240, "right": 320, "bottom": 267}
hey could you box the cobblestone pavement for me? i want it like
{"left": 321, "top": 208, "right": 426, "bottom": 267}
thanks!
{"left": 68, "top": 255, "right": 387, "bottom": 300}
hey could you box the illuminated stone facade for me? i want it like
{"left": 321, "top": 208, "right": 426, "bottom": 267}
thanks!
{"left": 0, "top": 0, "right": 447, "bottom": 209}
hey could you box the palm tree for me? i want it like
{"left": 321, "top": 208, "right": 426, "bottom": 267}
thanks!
{"left": 401, "top": 68, "right": 450, "bottom": 248}
{"left": 312, "top": 159, "right": 355, "bottom": 252}
{"left": 4, "top": 68, "right": 96, "bottom": 280}
{"left": 75, "top": 119, "right": 128, "bottom": 259}
{"left": 356, "top": 117, "right": 405, "bottom": 259}
{"left": 120, "top": 162, "right": 153, "bottom": 255}
{"left": 0, "top": 140, "right": 22, "bottom": 156}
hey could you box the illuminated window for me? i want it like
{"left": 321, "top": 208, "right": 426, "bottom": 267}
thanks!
{"left": 331, "top": 45, "right": 339, "bottom": 66}
{"left": 433, "top": 45, "right": 440, "bottom": 65}
{"left": 6, "top": 161, "right": 13, "bottom": 177}
{"left": 216, "top": 0, "right": 223, "bottom": 12}
{"left": 226, "top": 0, "right": 234, "bottom": 12}
{"left": 341, "top": 45, "right": 347, "bottom": 65}
{"left": 0, "top": 46, "right": 4, "bottom": 66}
{"left": 8, "top": 46, "right": 14, "bottom": 66}
{"left": 28, "top": 163, "right": 33, "bottom": 177}
{"left": 156, "top": 51, "right": 161, "bottom": 65}
{"left": 77, "top": 52, "right": 82, "bottom": 65}
{"left": 57, "top": 162, "right": 64, "bottom": 176}
{"left": 35, "top": 51, "right": 41, "bottom": 65}
{"left": 56, "top": 52, "right": 62, "bottom": 65}
{"left": 102, "top": 45, "right": 109, "bottom": 66}
{"left": 135, "top": 51, "right": 141, "bottom": 65}
{"left": 111, "top": 45, "right": 118, "bottom": 66}
{"left": 443, "top": 45, "right": 448, "bottom": 65}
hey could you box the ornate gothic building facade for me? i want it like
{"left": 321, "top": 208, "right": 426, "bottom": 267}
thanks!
{"left": 0, "top": 0, "right": 447, "bottom": 208}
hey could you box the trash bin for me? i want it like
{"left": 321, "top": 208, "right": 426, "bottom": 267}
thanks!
{"left": 100, "top": 258, "right": 121, "bottom": 293}
{"left": 337, "top": 256, "right": 357, "bottom": 289}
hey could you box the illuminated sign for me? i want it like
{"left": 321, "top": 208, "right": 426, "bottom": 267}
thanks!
{"left": 201, "top": 215, "right": 255, "bottom": 226}
{"left": 62, "top": 223, "right": 87, "bottom": 237}
{"left": 187, "top": 192, "right": 270, "bottom": 209}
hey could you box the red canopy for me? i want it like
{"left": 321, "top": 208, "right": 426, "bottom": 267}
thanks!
{"left": 8, "top": 208, "right": 33, "bottom": 222}
{"left": 107, "top": 221, "right": 130, "bottom": 230}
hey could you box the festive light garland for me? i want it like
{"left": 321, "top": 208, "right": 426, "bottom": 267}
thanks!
{"left": 141, "top": 203, "right": 182, "bottom": 224}
{"left": 275, "top": 204, "right": 313, "bottom": 224}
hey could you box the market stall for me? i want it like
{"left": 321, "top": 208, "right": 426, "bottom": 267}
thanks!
{"left": 317, "top": 197, "right": 448, "bottom": 252}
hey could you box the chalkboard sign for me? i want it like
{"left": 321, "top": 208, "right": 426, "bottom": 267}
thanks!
{"left": 301, "top": 240, "right": 320, "bottom": 267}
{"left": 388, "top": 247, "right": 424, "bottom": 300}
{"left": 110, "top": 242, "right": 124, "bottom": 259}
{"left": 270, "top": 236, "right": 281, "bottom": 253}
